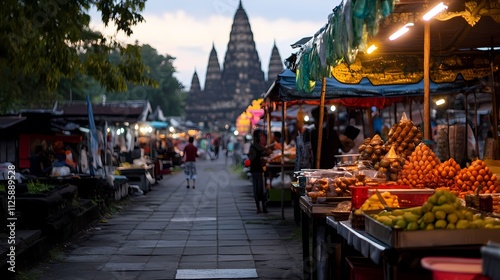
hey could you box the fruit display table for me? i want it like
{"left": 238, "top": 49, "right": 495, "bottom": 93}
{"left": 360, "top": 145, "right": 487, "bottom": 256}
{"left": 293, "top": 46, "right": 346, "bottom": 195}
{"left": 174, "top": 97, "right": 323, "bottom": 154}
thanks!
{"left": 327, "top": 218, "right": 488, "bottom": 280}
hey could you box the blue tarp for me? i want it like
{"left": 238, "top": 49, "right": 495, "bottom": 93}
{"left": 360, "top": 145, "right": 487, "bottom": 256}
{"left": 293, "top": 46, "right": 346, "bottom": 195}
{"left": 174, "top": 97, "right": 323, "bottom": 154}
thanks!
{"left": 273, "top": 69, "right": 478, "bottom": 102}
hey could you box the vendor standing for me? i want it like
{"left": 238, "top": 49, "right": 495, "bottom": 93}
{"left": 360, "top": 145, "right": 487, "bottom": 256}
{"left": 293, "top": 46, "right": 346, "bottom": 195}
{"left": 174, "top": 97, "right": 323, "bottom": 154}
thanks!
{"left": 248, "top": 129, "right": 271, "bottom": 213}
{"left": 310, "top": 107, "right": 342, "bottom": 168}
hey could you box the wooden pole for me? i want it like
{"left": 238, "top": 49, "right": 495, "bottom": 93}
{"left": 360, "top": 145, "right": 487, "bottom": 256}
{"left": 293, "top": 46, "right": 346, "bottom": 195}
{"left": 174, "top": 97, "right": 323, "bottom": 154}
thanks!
{"left": 281, "top": 101, "right": 286, "bottom": 220}
{"left": 491, "top": 61, "right": 498, "bottom": 141}
{"left": 424, "top": 20, "right": 431, "bottom": 140}
{"left": 316, "top": 77, "right": 327, "bottom": 169}
{"left": 266, "top": 104, "right": 272, "bottom": 146}
{"left": 365, "top": 109, "right": 374, "bottom": 137}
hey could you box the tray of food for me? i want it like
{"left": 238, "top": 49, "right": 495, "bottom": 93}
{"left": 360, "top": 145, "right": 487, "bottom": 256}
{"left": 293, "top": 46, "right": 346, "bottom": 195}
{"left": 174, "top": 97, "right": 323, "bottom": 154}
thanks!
{"left": 364, "top": 210, "right": 500, "bottom": 248}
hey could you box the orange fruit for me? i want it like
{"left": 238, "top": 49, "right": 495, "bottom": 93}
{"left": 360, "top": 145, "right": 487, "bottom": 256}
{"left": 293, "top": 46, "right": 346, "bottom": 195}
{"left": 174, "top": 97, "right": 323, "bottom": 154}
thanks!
{"left": 477, "top": 175, "right": 483, "bottom": 182}
{"left": 479, "top": 169, "right": 486, "bottom": 176}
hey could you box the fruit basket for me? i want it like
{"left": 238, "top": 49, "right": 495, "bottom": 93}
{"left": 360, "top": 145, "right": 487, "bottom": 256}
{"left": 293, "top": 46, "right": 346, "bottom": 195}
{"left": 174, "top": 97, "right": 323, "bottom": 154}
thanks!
{"left": 351, "top": 184, "right": 409, "bottom": 209}
{"left": 364, "top": 212, "right": 500, "bottom": 248}
{"left": 366, "top": 188, "right": 434, "bottom": 208}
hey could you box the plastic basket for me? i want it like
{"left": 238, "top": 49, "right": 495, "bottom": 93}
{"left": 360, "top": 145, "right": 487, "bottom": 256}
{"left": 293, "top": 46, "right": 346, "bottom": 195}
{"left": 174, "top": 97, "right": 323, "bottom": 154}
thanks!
{"left": 367, "top": 188, "right": 434, "bottom": 208}
{"left": 350, "top": 185, "right": 410, "bottom": 209}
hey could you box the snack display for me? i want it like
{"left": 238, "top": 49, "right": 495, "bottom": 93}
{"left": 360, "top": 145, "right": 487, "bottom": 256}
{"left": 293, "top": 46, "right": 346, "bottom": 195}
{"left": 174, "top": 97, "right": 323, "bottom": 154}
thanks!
{"left": 305, "top": 170, "right": 354, "bottom": 202}
{"left": 432, "top": 158, "right": 461, "bottom": 189}
{"left": 377, "top": 146, "right": 404, "bottom": 181}
{"left": 397, "top": 143, "right": 441, "bottom": 189}
{"left": 384, "top": 113, "right": 423, "bottom": 158}
{"left": 358, "top": 134, "right": 386, "bottom": 169}
{"left": 454, "top": 159, "right": 499, "bottom": 196}
{"left": 368, "top": 190, "right": 500, "bottom": 231}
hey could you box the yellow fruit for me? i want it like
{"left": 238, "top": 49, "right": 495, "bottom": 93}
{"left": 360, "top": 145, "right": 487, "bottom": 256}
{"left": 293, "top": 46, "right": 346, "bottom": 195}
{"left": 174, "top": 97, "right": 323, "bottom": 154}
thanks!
{"left": 435, "top": 210, "right": 446, "bottom": 220}
{"left": 456, "top": 219, "right": 470, "bottom": 229}
{"left": 406, "top": 222, "right": 419, "bottom": 231}
{"left": 435, "top": 220, "right": 447, "bottom": 229}
{"left": 446, "top": 213, "right": 458, "bottom": 224}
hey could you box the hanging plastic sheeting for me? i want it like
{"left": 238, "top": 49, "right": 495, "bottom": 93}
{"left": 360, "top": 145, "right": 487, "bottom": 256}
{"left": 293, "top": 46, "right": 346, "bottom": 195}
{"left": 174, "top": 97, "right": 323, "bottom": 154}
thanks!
{"left": 296, "top": 40, "right": 316, "bottom": 93}
{"left": 296, "top": 0, "right": 395, "bottom": 93}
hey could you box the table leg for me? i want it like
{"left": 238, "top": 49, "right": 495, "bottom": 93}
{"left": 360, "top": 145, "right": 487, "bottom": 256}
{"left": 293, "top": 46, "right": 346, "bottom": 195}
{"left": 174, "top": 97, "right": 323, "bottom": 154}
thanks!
{"left": 326, "top": 226, "right": 342, "bottom": 280}
{"left": 292, "top": 191, "right": 301, "bottom": 226}
{"left": 302, "top": 210, "right": 311, "bottom": 280}
{"left": 382, "top": 260, "right": 395, "bottom": 280}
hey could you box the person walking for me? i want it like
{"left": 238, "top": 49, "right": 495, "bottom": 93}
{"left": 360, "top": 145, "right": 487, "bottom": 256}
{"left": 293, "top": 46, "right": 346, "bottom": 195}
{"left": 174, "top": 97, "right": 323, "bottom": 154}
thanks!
{"left": 183, "top": 136, "right": 198, "bottom": 189}
{"left": 248, "top": 129, "right": 271, "bottom": 213}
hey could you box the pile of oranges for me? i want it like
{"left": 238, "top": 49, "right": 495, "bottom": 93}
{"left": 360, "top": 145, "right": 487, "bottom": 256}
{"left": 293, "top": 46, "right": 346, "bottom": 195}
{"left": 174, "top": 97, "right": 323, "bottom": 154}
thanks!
{"left": 433, "top": 158, "right": 461, "bottom": 189}
{"left": 397, "top": 143, "right": 440, "bottom": 188}
{"left": 454, "top": 159, "right": 498, "bottom": 195}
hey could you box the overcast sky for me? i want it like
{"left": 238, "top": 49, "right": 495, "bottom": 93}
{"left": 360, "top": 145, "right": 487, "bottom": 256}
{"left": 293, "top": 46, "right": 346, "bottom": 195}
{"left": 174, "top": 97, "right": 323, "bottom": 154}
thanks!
{"left": 90, "top": 0, "right": 342, "bottom": 90}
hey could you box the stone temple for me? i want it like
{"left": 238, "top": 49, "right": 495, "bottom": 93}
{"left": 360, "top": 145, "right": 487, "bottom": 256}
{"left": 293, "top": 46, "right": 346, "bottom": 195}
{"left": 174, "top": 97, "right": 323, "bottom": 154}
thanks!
{"left": 184, "top": 1, "right": 284, "bottom": 130}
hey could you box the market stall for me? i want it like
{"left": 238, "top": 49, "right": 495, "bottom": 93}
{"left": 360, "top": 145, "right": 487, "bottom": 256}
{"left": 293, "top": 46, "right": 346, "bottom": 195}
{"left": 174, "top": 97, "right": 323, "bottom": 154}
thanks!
{"left": 281, "top": 0, "right": 500, "bottom": 278}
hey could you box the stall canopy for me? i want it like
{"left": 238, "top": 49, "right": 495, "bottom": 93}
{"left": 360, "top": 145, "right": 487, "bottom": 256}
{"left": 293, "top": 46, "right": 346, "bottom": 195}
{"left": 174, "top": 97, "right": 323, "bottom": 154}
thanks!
{"left": 294, "top": 0, "right": 500, "bottom": 90}
{"left": 267, "top": 69, "right": 478, "bottom": 108}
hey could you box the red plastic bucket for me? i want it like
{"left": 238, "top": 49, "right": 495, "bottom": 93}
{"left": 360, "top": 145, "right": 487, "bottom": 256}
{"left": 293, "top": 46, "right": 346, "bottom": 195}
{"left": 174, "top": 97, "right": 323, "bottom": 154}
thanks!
{"left": 421, "top": 257, "right": 491, "bottom": 280}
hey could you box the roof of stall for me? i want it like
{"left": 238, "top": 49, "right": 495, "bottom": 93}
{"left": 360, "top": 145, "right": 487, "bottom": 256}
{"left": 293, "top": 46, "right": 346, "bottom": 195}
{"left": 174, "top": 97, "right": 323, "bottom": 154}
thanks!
{"left": 264, "top": 69, "right": 479, "bottom": 108}
{"left": 293, "top": 0, "right": 500, "bottom": 92}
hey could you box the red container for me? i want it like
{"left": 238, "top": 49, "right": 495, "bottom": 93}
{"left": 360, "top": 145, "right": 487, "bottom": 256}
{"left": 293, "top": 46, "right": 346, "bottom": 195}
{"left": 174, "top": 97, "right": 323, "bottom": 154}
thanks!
{"left": 350, "top": 185, "right": 410, "bottom": 209}
{"left": 346, "top": 256, "right": 384, "bottom": 280}
{"left": 421, "top": 257, "right": 491, "bottom": 280}
{"left": 367, "top": 188, "right": 435, "bottom": 208}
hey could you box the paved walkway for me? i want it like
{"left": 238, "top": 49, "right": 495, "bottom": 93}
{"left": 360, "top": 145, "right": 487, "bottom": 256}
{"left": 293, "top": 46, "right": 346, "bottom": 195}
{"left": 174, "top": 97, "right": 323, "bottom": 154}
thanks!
{"left": 34, "top": 156, "right": 303, "bottom": 280}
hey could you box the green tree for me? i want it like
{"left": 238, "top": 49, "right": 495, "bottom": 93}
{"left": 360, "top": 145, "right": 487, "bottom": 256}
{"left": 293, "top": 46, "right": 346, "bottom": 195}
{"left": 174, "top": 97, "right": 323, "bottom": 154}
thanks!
{"left": 105, "top": 44, "right": 185, "bottom": 116}
{"left": 0, "top": 0, "right": 156, "bottom": 113}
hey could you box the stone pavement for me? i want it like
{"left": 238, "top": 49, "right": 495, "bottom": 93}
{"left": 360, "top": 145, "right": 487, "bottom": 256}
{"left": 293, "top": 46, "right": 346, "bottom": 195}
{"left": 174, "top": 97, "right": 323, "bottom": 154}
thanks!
{"left": 32, "top": 156, "right": 303, "bottom": 280}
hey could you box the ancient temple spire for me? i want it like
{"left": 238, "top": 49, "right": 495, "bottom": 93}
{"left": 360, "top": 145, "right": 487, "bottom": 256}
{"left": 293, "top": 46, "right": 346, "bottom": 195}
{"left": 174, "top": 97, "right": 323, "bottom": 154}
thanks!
{"left": 267, "top": 40, "right": 284, "bottom": 88}
{"left": 204, "top": 42, "right": 222, "bottom": 93}
{"left": 220, "top": 1, "right": 265, "bottom": 117}
{"left": 189, "top": 69, "right": 201, "bottom": 93}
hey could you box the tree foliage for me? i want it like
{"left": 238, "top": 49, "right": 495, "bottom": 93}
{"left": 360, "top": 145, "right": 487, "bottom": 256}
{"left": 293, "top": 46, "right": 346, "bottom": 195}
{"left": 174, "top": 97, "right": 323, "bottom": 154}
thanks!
{"left": 57, "top": 44, "right": 185, "bottom": 116}
{"left": 0, "top": 0, "right": 157, "bottom": 113}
